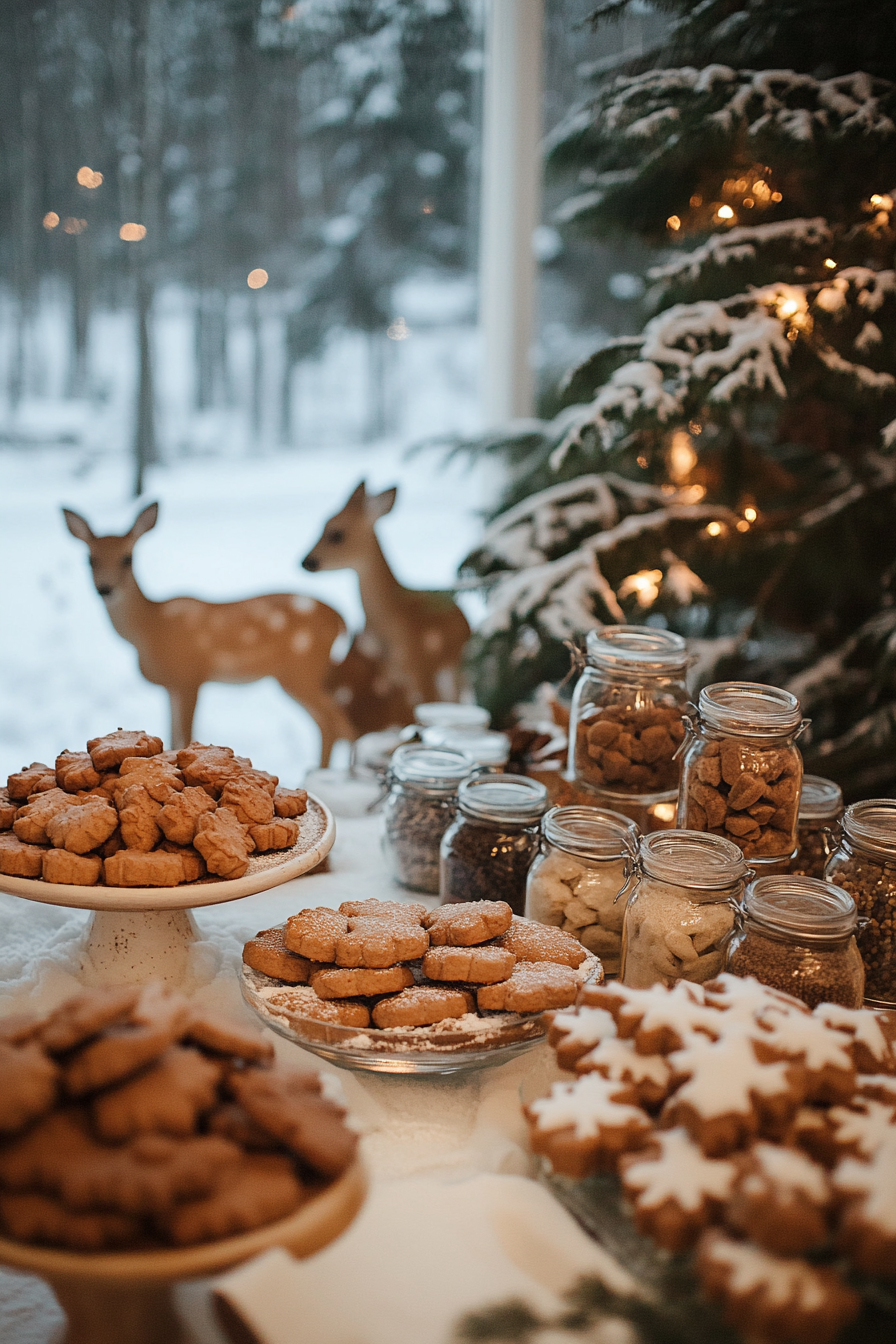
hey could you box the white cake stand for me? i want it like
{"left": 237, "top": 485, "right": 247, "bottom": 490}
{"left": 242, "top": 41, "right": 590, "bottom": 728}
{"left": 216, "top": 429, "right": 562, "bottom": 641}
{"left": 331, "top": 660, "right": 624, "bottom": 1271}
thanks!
{"left": 0, "top": 796, "right": 335, "bottom": 988}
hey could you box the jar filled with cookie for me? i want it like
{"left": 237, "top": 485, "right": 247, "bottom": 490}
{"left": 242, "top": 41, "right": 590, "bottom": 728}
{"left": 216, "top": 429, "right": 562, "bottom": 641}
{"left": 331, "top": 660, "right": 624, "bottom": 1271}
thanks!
{"left": 525, "top": 806, "right": 639, "bottom": 975}
{"left": 568, "top": 626, "right": 689, "bottom": 815}
{"left": 825, "top": 799, "right": 896, "bottom": 1007}
{"left": 621, "top": 830, "right": 748, "bottom": 989}
{"left": 381, "top": 744, "right": 473, "bottom": 893}
{"left": 790, "top": 774, "right": 843, "bottom": 879}
{"left": 726, "top": 874, "right": 864, "bottom": 1009}
{"left": 677, "top": 682, "right": 807, "bottom": 868}
{"left": 440, "top": 774, "right": 549, "bottom": 915}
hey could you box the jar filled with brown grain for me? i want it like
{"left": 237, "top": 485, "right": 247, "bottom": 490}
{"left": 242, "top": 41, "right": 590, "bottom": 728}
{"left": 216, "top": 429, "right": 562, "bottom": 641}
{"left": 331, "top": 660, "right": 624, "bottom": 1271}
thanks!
{"left": 678, "top": 682, "right": 807, "bottom": 869}
{"left": 439, "top": 774, "right": 549, "bottom": 915}
{"left": 620, "top": 830, "right": 748, "bottom": 989}
{"left": 568, "top": 626, "right": 689, "bottom": 812}
{"left": 791, "top": 774, "right": 843, "bottom": 880}
{"left": 726, "top": 874, "right": 864, "bottom": 1009}
{"left": 825, "top": 799, "right": 896, "bottom": 1007}
{"left": 381, "top": 744, "right": 473, "bottom": 894}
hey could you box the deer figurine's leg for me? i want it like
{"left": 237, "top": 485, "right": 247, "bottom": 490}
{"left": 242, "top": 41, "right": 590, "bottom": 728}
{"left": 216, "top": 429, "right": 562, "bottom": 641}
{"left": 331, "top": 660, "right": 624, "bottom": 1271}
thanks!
{"left": 168, "top": 685, "right": 200, "bottom": 750}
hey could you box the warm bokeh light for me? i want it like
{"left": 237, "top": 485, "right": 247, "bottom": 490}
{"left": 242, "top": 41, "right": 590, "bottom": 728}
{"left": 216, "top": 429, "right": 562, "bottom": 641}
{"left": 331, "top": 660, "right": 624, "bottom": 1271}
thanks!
{"left": 736, "top": 520, "right": 750, "bottom": 532}
{"left": 618, "top": 569, "right": 663, "bottom": 608}
{"left": 421, "top": 199, "right": 434, "bottom": 215}
{"left": 778, "top": 298, "right": 799, "bottom": 317}
{"left": 716, "top": 204, "right": 734, "bottom": 221}
{"left": 688, "top": 420, "right": 703, "bottom": 435}
{"left": 666, "top": 214, "right": 681, "bottom": 231}
{"left": 743, "top": 197, "right": 755, "bottom": 208}
{"left": 744, "top": 506, "right": 757, "bottom": 522}
{"left": 669, "top": 429, "right": 697, "bottom": 483}
{"left": 247, "top": 268, "right": 269, "bottom": 289}
{"left": 63, "top": 217, "right": 87, "bottom": 235}
{"left": 387, "top": 316, "right": 410, "bottom": 341}
{"left": 870, "top": 194, "right": 893, "bottom": 209}
{"left": 690, "top": 194, "right": 702, "bottom": 208}
{"left": 705, "top": 521, "right": 723, "bottom": 537}
{"left": 650, "top": 802, "right": 677, "bottom": 824}
{"left": 42, "top": 212, "right": 59, "bottom": 230}
{"left": 636, "top": 454, "right": 648, "bottom": 469}
{"left": 752, "top": 180, "right": 771, "bottom": 202}
{"left": 76, "top": 166, "right": 103, "bottom": 189}
{"left": 119, "top": 222, "right": 147, "bottom": 241}
{"left": 824, "top": 258, "right": 837, "bottom": 269}
{"left": 771, "top": 191, "right": 782, "bottom": 202}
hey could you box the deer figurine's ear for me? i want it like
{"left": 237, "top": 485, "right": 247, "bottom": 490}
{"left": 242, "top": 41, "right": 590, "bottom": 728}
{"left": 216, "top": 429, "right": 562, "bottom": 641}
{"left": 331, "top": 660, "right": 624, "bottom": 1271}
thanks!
{"left": 365, "top": 486, "right": 397, "bottom": 522}
{"left": 346, "top": 481, "right": 367, "bottom": 508}
{"left": 129, "top": 502, "right": 159, "bottom": 540}
{"left": 62, "top": 508, "right": 95, "bottom": 543}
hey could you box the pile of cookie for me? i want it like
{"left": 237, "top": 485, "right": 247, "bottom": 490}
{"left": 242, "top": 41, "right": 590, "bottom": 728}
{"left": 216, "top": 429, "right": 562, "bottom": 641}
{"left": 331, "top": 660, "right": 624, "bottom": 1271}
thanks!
{"left": 681, "top": 738, "right": 800, "bottom": 859}
{"left": 0, "top": 729, "right": 307, "bottom": 887}
{"left": 243, "top": 899, "right": 597, "bottom": 1032}
{"left": 575, "top": 703, "right": 685, "bottom": 795}
{"left": 0, "top": 984, "right": 357, "bottom": 1251}
{"left": 526, "top": 974, "right": 896, "bottom": 1344}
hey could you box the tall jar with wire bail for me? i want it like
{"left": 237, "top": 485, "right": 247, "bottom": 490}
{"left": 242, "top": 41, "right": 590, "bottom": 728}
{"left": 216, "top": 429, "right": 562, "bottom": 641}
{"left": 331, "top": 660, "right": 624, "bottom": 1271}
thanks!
{"left": 568, "top": 626, "right": 690, "bottom": 830}
{"left": 381, "top": 744, "right": 472, "bottom": 894}
{"left": 525, "top": 806, "right": 639, "bottom": 975}
{"left": 678, "top": 682, "right": 807, "bottom": 869}
{"left": 791, "top": 775, "right": 843, "bottom": 880}
{"left": 439, "top": 774, "right": 549, "bottom": 915}
{"left": 825, "top": 799, "right": 896, "bottom": 1007}
{"left": 621, "top": 830, "right": 748, "bottom": 989}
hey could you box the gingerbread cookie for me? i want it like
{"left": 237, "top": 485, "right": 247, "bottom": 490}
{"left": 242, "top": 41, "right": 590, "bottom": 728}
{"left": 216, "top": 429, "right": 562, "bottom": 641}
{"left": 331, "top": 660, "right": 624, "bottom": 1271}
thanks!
{"left": 157, "top": 786, "right": 217, "bottom": 846}
{"left": 185, "top": 1009, "right": 274, "bottom": 1063}
{"left": 6, "top": 763, "right": 56, "bottom": 801}
{"left": 547, "top": 1006, "right": 618, "bottom": 1071}
{"left": 498, "top": 917, "right": 587, "bottom": 969}
{"left": 55, "top": 750, "right": 102, "bottom": 793}
{"left": 41, "top": 849, "right": 103, "bottom": 886}
{"left": 117, "top": 754, "right": 183, "bottom": 799}
{"left": 0, "top": 1041, "right": 59, "bottom": 1135}
{"left": 265, "top": 988, "right": 371, "bottom": 1028}
{"left": 13, "top": 788, "right": 75, "bottom": 844}
{"left": 311, "top": 965, "right": 414, "bottom": 999}
{"left": 176, "top": 743, "right": 253, "bottom": 797}
{"left": 283, "top": 908, "right": 349, "bottom": 962}
{"left": 0, "top": 832, "right": 45, "bottom": 878}
{"left": 339, "top": 899, "right": 427, "bottom": 923}
{"left": 615, "top": 981, "right": 721, "bottom": 1055}
{"left": 218, "top": 777, "right": 275, "bottom": 826}
{"left": 334, "top": 917, "right": 428, "bottom": 968}
{"left": 194, "top": 808, "right": 255, "bottom": 879}
{"left": 0, "top": 788, "right": 16, "bottom": 829}
{"left": 812, "top": 1002, "right": 895, "bottom": 1075}
{"left": 46, "top": 796, "right": 118, "bottom": 855}
{"left": 575, "top": 1037, "right": 673, "bottom": 1110}
{"left": 91, "top": 1047, "right": 223, "bottom": 1140}
{"left": 249, "top": 818, "right": 299, "bottom": 852}
{"left": 243, "top": 927, "right": 313, "bottom": 984}
{"left": 526, "top": 1074, "right": 651, "bottom": 1178}
{"left": 372, "top": 985, "right": 475, "bottom": 1029}
{"left": 87, "top": 729, "right": 162, "bottom": 772}
{"left": 104, "top": 848, "right": 188, "bottom": 887}
{"left": 207, "top": 1103, "right": 282, "bottom": 1152}
{"left": 118, "top": 783, "right": 164, "bottom": 851}
{"left": 422, "top": 945, "right": 516, "bottom": 984}
{"left": 834, "top": 1131, "right": 896, "bottom": 1276}
{"left": 725, "top": 1141, "right": 833, "bottom": 1255}
{"left": 619, "top": 1128, "right": 736, "bottom": 1252}
{"left": 161, "top": 1152, "right": 303, "bottom": 1246}
{"left": 0, "top": 1190, "right": 140, "bottom": 1251}
{"left": 63, "top": 986, "right": 191, "bottom": 1095}
{"left": 228, "top": 1069, "right": 357, "bottom": 1177}
{"left": 827, "top": 1098, "right": 896, "bottom": 1161}
{"left": 477, "top": 962, "right": 578, "bottom": 1013}
{"left": 751, "top": 1010, "right": 856, "bottom": 1105}
{"left": 158, "top": 840, "right": 206, "bottom": 881}
{"left": 424, "top": 900, "right": 513, "bottom": 946}
{"left": 274, "top": 786, "right": 308, "bottom": 818}
{"left": 62, "top": 1132, "right": 243, "bottom": 1216}
{"left": 41, "top": 986, "right": 140, "bottom": 1053}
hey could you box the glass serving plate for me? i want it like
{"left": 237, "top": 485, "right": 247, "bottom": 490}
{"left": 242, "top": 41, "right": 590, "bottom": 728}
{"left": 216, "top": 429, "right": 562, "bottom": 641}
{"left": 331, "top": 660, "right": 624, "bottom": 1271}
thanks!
{"left": 241, "top": 958, "right": 600, "bottom": 1076}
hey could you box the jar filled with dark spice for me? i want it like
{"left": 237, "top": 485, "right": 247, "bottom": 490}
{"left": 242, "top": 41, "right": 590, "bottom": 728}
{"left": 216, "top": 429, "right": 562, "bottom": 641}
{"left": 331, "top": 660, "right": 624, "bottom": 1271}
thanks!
{"left": 791, "top": 774, "right": 843, "bottom": 880}
{"left": 825, "top": 799, "right": 896, "bottom": 1007}
{"left": 726, "top": 874, "right": 864, "bottom": 1009}
{"left": 439, "top": 775, "right": 549, "bottom": 914}
{"left": 381, "top": 745, "right": 472, "bottom": 894}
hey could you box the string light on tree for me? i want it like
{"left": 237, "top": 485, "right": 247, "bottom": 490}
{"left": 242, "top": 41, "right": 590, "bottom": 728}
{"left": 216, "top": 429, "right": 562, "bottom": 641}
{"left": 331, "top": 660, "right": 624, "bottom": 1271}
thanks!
{"left": 76, "top": 166, "right": 103, "bottom": 189}
{"left": 247, "top": 268, "right": 268, "bottom": 289}
{"left": 715, "top": 204, "right": 735, "bottom": 222}
{"left": 824, "top": 258, "right": 837, "bottom": 269}
{"left": 668, "top": 429, "right": 697, "bottom": 482}
{"left": 63, "top": 218, "right": 87, "bottom": 235}
{"left": 387, "top": 316, "right": 410, "bottom": 341}
{"left": 617, "top": 569, "right": 663, "bottom": 608}
{"left": 42, "top": 212, "right": 59, "bottom": 230}
{"left": 119, "top": 223, "right": 146, "bottom": 241}
{"left": 666, "top": 214, "right": 681, "bottom": 231}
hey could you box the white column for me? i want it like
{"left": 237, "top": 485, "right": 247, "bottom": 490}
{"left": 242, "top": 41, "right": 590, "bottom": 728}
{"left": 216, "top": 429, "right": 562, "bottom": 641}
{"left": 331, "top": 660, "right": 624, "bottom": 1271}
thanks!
{"left": 479, "top": 0, "right": 544, "bottom": 425}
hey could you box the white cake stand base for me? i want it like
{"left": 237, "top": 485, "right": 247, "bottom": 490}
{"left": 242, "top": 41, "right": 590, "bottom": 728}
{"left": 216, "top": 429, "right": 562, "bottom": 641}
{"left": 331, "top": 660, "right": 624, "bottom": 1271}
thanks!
{"left": 80, "top": 908, "right": 202, "bottom": 987}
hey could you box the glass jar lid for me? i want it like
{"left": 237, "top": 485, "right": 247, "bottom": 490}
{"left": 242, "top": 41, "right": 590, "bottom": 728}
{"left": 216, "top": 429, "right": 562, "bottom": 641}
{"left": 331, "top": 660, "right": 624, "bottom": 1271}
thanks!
{"left": 389, "top": 744, "right": 472, "bottom": 794}
{"left": 414, "top": 702, "right": 491, "bottom": 730}
{"left": 422, "top": 727, "right": 510, "bottom": 766}
{"left": 458, "top": 774, "right": 548, "bottom": 824}
{"left": 697, "top": 681, "right": 803, "bottom": 738}
{"left": 841, "top": 798, "right": 896, "bottom": 863}
{"left": 584, "top": 625, "right": 688, "bottom": 674}
{"left": 543, "top": 805, "right": 639, "bottom": 861}
{"left": 799, "top": 774, "right": 843, "bottom": 824}
{"left": 744, "top": 874, "right": 857, "bottom": 940}
{"left": 639, "top": 829, "right": 748, "bottom": 891}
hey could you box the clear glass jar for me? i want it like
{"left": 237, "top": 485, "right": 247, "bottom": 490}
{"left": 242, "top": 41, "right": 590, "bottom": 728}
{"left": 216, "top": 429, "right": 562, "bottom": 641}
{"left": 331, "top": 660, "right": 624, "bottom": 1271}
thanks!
{"left": 621, "top": 830, "right": 748, "bottom": 989}
{"left": 678, "top": 682, "right": 807, "bottom": 868}
{"left": 381, "top": 745, "right": 472, "bottom": 894}
{"left": 825, "top": 799, "right": 896, "bottom": 1007}
{"left": 422, "top": 726, "right": 510, "bottom": 768}
{"left": 440, "top": 774, "right": 549, "bottom": 914}
{"left": 791, "top": 774, "right": 843, "bottom": 880}
{"left": 525, "top": 806, "right": 639, "bottom": 975}
{"left": 414, "top": 703, "right": 490, "bottom": 731}
{"left": 568, "top": 626, "right": 689, "bottom": 804}
{"left": 726, "top": 875, "right": 864, "bottom": 1009}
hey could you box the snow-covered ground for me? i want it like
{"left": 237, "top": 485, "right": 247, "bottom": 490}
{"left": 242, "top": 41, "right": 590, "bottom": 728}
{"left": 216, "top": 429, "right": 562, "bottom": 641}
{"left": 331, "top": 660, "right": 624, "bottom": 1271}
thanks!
{"left": 0, "top": 439, "right": 499, "bottom": 787}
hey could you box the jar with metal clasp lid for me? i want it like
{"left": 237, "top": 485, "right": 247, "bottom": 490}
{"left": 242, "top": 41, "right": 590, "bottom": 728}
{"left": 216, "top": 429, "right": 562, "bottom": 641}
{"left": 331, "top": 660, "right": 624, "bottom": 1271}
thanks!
{"left": 525, "top": 806, "right": 639, "bottom": 975}
{"left": 791, "top": 774, "right": 843, "bottom": 880}
{"left": 439, "top": 774, "right": 549, "bottom": 915}
{"left": 825, "top": 798, "right": 896, "bottom": 1007}
{"left": 678, "top": 682, "right": 808, "bottom": 869}
{"left": 381, "top": 744, "right": 472, "bottom": 894}
{"left": 726, "top": 874, "right": 864, "bottom": 1009}
{"left": 568, "top": 626, "right": 690, "bottom": 829}
{"left": 421, "top": 726, "right": 510, "bottom": 770}
{"left": 621, "top": 830, "right": 749, "bottom": 989}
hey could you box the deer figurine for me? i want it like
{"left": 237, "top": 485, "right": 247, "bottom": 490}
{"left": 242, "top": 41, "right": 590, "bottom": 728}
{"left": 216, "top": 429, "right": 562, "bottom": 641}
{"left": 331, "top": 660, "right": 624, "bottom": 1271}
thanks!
{"left": 301, "top": 481, "right": 470, "bottom": 731}
{"left": 63, "top": 502, "right": 354, "bottom": 761}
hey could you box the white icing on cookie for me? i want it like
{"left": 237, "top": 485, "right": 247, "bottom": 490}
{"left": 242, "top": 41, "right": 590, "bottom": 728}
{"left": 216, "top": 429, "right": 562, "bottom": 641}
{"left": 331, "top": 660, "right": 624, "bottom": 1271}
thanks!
{"left": 742, "top": 1142, "right": 830, "bottom": 1201}
{"left": 669, "top": 1028, "right": 793, "bottom": 1118}
{"left": 529, "top": 1075, "right": 649, "bottom": 1139}
{"left": 623, "top": 1129, "right": 735, "bottom": 1210}
{"left": 828, "top": 1100, "right": 896, "bottom": 1158}
{"left": 834, "top": 1131, "right": 896, "bottom": 1234}
{"left": 754, "top": 1012, "right": 855, "bottom": 1073}
{"left": 579, "top": 1037, "right": 672, "bottom": 1088}
{"left": 552, "top": 1007, "right": 617, "bottom": 1048}
{"left": 856, "top": 1074, "right": 896, "bottom": 1103}
{"left": 704, "top": 974, "right": 807, "bottom": 1023}
{"left": 703, "top": 1233, "right": 826, "bottom": 1309}
{"left": 813, "top": 1003, "right": 890, "bottom": 1063}
{"left": 619, "top": 979, "right": 720, "bottom": 1045}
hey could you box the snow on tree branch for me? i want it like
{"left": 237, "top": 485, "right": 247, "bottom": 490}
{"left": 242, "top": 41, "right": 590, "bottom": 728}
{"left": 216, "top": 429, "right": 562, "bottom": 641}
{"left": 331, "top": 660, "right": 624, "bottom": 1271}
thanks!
{"left": 648, "top": 218, "right": 832, "bottom": 287}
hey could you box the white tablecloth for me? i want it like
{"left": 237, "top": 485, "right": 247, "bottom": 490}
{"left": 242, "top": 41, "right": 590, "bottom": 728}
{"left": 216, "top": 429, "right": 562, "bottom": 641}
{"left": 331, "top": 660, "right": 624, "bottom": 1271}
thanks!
{"left": 0, "top": 817, "right": 628, "bottom": 1344}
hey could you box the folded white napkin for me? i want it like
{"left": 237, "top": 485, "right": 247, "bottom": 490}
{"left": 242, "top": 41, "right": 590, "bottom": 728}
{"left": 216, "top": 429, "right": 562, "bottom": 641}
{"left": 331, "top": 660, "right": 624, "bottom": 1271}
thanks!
{"left": 193, "top": 1172, "right": 636, "bottom": 1344}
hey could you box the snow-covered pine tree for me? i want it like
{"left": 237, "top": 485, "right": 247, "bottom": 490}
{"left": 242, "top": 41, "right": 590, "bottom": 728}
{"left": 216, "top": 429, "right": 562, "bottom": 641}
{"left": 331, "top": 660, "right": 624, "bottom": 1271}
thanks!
{"left": 462, "top": 0, "right": 896, "bottom": 798}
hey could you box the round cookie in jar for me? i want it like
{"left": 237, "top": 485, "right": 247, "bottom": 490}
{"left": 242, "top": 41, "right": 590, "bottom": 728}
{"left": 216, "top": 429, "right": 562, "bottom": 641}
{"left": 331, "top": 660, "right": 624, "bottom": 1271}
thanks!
{"left": 726, "top": 874, "right": 864, "bottom": 1010}
{"left": 621, "top": 830, "right": 748, "bottom": 989}
{"left": 678, "top": 682, "right": 807, "bottom": 869}
{"left": 825, "top": 798, "right": 896, "bottom": 1008}
{"left": 525, "top": 806, "right": 639, "bottom": 975}
{"left": 791, "top": 774, "right": 843, "bottom": 880}
{"left": 568, "top": 626, "right": 689, "bottom": 803}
